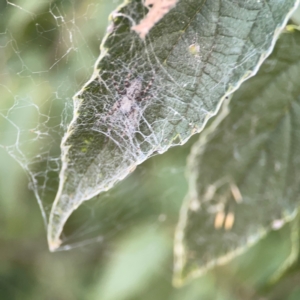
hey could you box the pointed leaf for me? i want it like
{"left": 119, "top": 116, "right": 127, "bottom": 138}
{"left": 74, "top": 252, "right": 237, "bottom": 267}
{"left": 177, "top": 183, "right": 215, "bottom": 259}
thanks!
{"left": 48, "top": 0, "right": 300, "bottom": 250}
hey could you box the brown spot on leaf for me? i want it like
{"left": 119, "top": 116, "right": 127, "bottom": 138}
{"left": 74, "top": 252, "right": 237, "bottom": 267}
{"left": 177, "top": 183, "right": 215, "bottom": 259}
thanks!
{"left": 132, "top": 0, "right": 178, "bottom": 39}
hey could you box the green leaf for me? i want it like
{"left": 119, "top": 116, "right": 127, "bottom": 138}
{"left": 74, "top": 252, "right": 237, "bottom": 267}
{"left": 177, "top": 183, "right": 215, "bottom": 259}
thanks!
{"left": 90, "top": 225, "right": 171, "bottom": 300}
{"left": 174, "top": 30, "right": 300, "bottom": 286}
{"left": 48, "top": 0, "right": 299, "bottom": 250}
{"left": 291, "top": 3, "right": 300, "bottom": 24}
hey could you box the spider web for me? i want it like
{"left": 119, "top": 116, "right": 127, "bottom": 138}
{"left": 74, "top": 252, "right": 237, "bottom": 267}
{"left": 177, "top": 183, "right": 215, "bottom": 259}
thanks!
{"left": 0, "top": 0, "right": 298, "bottom": 252}
{"left": 0, "top": 0, "right": 123, "bottom": 242}
{"left": 0, "top": 0, "right": 189, "bottom": 252}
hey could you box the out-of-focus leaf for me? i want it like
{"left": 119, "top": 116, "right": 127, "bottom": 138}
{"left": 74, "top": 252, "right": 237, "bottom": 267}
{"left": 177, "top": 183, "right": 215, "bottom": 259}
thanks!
{"left": 48, "top": 0, "right": 300, "bottom": 251}
{"left": 291, "top": 2, "right": 300, "bottom": 24}
{"left": 90, "top": 225, "right": 171, "bottom": 300}
{"left": 174, "top": 30, "right": 300, "bottom": 285}
{"left": 260, "top": 268, "right": 300, "bottom": 299}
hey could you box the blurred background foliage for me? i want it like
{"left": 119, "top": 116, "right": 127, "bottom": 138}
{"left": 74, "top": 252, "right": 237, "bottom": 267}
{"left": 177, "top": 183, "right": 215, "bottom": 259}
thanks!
{"left": 1, "top": 1, "right": 300, "bottom": 299}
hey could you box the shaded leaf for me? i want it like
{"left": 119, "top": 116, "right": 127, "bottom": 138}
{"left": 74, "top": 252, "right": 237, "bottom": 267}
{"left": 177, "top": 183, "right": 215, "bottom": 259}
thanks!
{"left": 174, "top": 30, "right": 300, "bottom": 285}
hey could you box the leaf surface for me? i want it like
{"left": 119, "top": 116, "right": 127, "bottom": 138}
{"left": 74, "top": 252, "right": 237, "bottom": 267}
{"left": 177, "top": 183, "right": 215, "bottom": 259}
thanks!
{"left": 48, "top": 0, "right": 300, "bottom": 250}
{"left": 174, "top": 29, "right": 300, "bottom": 285}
